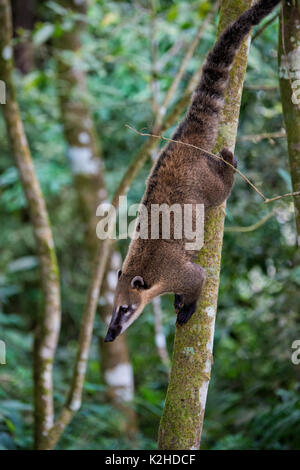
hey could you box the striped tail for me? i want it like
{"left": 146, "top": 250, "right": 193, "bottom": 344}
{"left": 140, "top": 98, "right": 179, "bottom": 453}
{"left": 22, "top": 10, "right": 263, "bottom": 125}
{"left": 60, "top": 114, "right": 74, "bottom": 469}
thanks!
{"left": 183, "top": 0, "right": 281, "bottom": 148}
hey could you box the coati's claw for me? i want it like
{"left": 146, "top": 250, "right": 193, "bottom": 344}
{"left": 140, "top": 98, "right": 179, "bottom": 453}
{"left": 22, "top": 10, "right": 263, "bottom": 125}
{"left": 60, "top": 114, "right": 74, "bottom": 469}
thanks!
{"left": 174, "top": 294, "right": 184, "bottom": 314}
{"left": 233, "top": 157, "right": 238, "bottom": 169}
{"left": 176, "top": 301, "right": 197, "bottom": 326}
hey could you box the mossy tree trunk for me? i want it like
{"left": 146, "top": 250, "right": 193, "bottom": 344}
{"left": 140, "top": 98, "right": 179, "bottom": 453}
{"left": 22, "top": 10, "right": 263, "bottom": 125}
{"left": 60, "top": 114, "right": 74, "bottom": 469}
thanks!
{"left": 158, "top": 0, "right": 255, "bottom": 450}
{"left": 278, "top": 0, "right": 300, "bottom": 244}
{"left": 0, "top": 0, "right": 61, "bottom": 449}
{"left": 55, "top": 0, "right": 137, "bottom": 435}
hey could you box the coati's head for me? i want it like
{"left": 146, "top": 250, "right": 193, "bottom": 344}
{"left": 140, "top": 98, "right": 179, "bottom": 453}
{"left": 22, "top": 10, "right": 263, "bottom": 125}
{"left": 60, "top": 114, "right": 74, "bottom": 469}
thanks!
{"left": 104, "top": 270, "right": 149, "bottom": 342}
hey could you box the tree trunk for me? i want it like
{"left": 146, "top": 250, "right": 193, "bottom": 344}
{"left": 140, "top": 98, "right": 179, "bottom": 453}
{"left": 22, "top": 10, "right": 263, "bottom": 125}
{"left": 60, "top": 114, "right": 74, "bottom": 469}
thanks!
{"left": 0, "top": 0, "right": 61, "bottom": 449}
{"left": 278, "top": 0, "right": 300, "bottom": 244}
{"left": 158, "top": 0, "right": 254, "bottom": 450}
{"left": 55, "top": 0, "right": 137, "bottom": 434}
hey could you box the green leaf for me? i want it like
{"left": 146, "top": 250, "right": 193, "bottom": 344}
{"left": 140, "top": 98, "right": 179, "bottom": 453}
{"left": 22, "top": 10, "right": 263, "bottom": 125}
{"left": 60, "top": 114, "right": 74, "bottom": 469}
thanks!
{"left": 33, "top": 23, "right": 55, "bottom": 46}
{"left": 8, "top": 256, "right": 39, "bottom": 273}
{"left": 166, "top": 5, "right": 178, "bottom": 22}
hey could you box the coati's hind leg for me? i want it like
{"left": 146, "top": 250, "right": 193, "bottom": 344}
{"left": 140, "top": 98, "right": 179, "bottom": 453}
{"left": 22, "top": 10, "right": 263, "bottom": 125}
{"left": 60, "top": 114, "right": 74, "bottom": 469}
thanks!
{"left": 209, "top": 147, "right": 237, "bottom": 173}
{"left": 219, "top": 147, "right": 237, "bottom": 171}
{"left": 174, "top": 263, "right": 206, "bottom": 326}
{"left": 206, "top": 147, "right": 237, "bottom": 206}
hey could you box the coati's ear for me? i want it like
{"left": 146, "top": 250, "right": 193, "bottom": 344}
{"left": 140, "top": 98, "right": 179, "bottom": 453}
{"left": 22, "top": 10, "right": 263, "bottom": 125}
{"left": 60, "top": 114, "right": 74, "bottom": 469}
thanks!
{"left": 131, "top": 275, "right": 146, "bottom": 289}
{"left": 117, "top": 269, "right": 122, "bottom": 280}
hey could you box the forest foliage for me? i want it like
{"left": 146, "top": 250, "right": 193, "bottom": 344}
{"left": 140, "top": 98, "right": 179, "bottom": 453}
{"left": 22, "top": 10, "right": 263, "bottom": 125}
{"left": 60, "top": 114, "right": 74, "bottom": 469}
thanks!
{"left": 0, "top": 0, "right": 299, "bottom": 450}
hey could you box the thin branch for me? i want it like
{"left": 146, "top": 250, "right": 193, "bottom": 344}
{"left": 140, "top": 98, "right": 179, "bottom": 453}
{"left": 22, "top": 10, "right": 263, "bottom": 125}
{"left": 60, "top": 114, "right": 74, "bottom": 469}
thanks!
{"left": 265, "top": 191, "right": 300, "bottom": 204}
{"left": 239, "top": 129, "right": 286, "bottom": 143}
{"left": 225, "top": 209, "right": 276, "bottom": 233}
{"left": 244, "top": 84, "right": 278, "bottom": 91}
{"left": 126, "top": 125, "right": 300, "bottom": 206}
{"left": 126, "top": 125, "right": 267, "bottom": 200}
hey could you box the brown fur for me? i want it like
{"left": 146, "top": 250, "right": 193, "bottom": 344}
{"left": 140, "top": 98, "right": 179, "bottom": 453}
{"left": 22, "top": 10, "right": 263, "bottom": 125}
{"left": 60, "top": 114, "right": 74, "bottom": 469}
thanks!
{"left": 105, "top": 0, "right": 281, "bottom": 342}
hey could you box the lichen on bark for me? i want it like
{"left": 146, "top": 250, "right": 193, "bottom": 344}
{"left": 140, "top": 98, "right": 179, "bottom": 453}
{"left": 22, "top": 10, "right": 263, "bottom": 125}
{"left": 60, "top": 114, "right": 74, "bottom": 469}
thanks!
{"left": 158, "top": 0, "right": 255, "bottom": 451}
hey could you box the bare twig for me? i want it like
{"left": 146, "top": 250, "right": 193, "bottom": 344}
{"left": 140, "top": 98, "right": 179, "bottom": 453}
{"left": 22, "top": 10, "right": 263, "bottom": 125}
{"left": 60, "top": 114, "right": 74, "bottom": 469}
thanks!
{"left": 225, "top": 209, "right": 276, "bottom": 233}
{"left": 239, "top": 129, "right": 286, "bottom": 143}
{"left": 126, "top": 125, "right": 267, "bottom": 200}
{"left": 126, "top": 125, "right": 300, "bottom": 205}
{"left": 265, "top": 191, "right": 300, "bottom": 204}
{"left": 244, "top": 84, "right": 278, "bottom": 91}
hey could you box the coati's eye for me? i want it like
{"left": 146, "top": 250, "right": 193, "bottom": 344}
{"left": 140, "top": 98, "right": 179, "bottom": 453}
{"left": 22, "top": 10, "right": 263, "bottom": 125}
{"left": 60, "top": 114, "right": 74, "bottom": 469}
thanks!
{"left": 120, "top": 305, "right": 129, "bottom": 314}
{"left": 117, "top": 269, "right": 122, "bottom": 280}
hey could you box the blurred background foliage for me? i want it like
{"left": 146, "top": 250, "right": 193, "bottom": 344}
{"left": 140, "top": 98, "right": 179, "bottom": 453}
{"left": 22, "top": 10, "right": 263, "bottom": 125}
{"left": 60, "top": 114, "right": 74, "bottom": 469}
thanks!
{"left": 0, "top": 0, "right": 299, "bottom": 450}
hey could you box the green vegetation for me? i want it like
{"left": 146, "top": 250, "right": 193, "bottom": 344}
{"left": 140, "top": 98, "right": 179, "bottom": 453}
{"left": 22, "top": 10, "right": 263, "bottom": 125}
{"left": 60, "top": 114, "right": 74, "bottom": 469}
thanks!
{"left": 0, "top": 0, "right": 299, "bottom": 450}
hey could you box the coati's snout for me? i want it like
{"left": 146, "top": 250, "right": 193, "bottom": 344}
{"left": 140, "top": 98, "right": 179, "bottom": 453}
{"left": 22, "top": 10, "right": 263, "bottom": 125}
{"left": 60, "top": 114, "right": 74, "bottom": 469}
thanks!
{"left": 104, "top": 270, "right": 147, "bottom": 342}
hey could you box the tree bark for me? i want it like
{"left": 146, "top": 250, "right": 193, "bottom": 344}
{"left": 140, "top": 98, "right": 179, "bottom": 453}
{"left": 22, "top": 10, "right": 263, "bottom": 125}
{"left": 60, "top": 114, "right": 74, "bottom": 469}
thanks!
{"left": 55, "top": 0, "right": 137, "bottom": 435}
{"left": 0, "top": 0, "right": 61, "bottom": 449}
{"left": 158, "top": 0, "right": 255, "bottom": 450}
{"left": 278, "top": 0, "right": 300, "bottom": 244}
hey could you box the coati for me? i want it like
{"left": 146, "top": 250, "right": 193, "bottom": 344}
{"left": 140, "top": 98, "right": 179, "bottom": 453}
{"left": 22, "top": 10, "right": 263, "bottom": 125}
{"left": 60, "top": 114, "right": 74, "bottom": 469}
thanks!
{"left": 104, "top": 0, "right": 281, "bottom": 342}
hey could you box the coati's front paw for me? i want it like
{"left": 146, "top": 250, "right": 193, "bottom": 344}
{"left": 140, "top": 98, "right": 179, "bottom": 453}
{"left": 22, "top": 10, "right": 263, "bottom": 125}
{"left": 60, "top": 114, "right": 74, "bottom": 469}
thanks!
{"left": 174, "top": 294, "right": 184, "bottom": 314}
{"left": 176, "top": 301, "right": 197, "bottom": 326}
